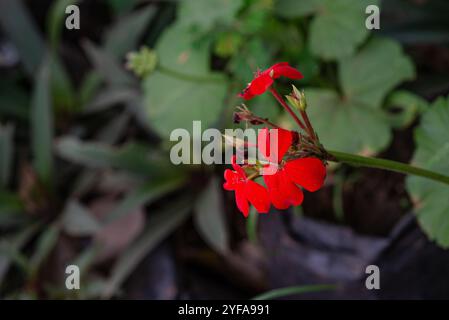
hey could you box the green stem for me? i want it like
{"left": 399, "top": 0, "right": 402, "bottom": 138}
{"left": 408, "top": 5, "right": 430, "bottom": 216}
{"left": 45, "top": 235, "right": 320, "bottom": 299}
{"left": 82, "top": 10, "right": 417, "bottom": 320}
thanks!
{"left": 328, "top": 150, "right": 449, "bottom": 186}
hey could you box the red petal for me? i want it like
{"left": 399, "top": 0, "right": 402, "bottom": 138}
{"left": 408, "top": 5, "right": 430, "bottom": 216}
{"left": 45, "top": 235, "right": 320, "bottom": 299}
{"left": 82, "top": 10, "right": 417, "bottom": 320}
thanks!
{"left": 231, "top": 155, "right": 246, "bottom": 178}
{"left": 239, "top": 89, "right": 255, "bottom": 100}
{"left": 248, "top": 73, "right": 273, "bottom": 95}
{"left": 264, "top": 170, "right": 303, "bottom": 210}
{"left": 245, "top": 180, "right": 270, "bottom": 214}
{"left": 272, "top": 64, "right": 303, "bottom": 80}
{"left": 223, "top": 169, "right": 239, "bottom": 190}
{"left": 257, "top": 127, "right": 292, "bottom": 164}
{"left": 235, "top": 186, "right": 250, "bottom": 217}
{"left": 284, "top": 157, "right": 326, "bottom": 192}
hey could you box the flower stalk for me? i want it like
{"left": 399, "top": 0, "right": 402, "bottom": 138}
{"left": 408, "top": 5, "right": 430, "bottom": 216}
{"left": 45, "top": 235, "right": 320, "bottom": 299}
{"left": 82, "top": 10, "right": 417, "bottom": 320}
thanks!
{"left": 327, "top": 150, "right": 449, "bottom": 186}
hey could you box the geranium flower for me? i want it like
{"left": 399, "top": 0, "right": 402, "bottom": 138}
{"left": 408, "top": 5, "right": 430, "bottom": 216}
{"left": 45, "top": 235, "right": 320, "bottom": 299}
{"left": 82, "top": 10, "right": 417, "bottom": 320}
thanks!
{"left": 258, "top": 128, "right": 326, "bottom": 210}
{"left": 239, "top": 62, "right": 303, "bottom": 100}
{"left": 223, "top": 156, "right": 271, "bottom": 217}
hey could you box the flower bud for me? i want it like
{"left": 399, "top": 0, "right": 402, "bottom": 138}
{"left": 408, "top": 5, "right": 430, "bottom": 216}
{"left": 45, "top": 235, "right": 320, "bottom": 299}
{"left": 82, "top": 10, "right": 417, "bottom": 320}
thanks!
{"left": 287, "top": 85, "right": 307, "bottom": 111}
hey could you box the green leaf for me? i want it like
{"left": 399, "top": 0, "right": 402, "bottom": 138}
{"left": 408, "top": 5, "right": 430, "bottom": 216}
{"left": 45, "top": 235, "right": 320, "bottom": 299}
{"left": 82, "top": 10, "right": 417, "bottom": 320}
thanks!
{"left": 155, "top": 23, "right": 212, "bottom": 76}
{"left": 406, "top": 96, "right": 449, "bottom": 248}
{"left": 0, "top": 223, "right": 41, "bottom": 285}
{"left": 252, "top": 284, "right": 335, "bottom": 300}
{"left": 178, "top": 0, "right": 243, "bottom": 32}
{"left": 194, "top": 176, "right": 229, "bottom": 254}
{"left": 385, "top": 91, "right": 428, "bottom": 129}
{"left": 29, "top": 223, "right": 60, "bottom": 277}
{"left": 103, "top": 176, "right": 187, "bottom": 224}
{"left": 61, "top": 200, "right": 101, "bottom": 237}
{"left": 143, "top": 23, "right": 227, "bottom": 138}
{"left": 306, "top": 37, "right": 415, "bottom": 155}
{"left": 0, "top": 124, "right": 14, "bottom": 188}
{"left": 104, "top": 6, "right": 156, "bottom": 58}
{"left": 340, "top": 37, "right": 415, "bottom": 108}
{"left": 55, "top": 137, "right": 180, "bottom": 178}
{"left": 82, "top": 41, "right": 136, "bottom": 87}
{"left": 144, "top": 71, "right": 227, "bottom": 138}
{"left": 276, "top": 0, "right": 379, "bottom": 60}
{"left": 102, "top": 196, "right": 192, "bottom": 298}
{"left": 49, "top": 54, "right": 77, "bottom": 112}
{"left": 31, "top": 58, "right": 54, "bottom": 188}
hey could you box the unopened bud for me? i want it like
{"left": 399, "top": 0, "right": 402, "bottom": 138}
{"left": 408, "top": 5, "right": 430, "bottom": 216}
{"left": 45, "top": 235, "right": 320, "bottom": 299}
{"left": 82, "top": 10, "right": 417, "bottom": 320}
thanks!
{"left": 286, "top": 85, "right": 307, "bottom": 111}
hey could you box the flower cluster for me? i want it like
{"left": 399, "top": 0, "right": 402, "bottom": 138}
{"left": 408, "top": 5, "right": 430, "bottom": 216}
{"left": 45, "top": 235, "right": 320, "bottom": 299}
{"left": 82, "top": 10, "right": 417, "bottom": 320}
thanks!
{"left": 224, "top": 63, "right": 328, "bottom": 217}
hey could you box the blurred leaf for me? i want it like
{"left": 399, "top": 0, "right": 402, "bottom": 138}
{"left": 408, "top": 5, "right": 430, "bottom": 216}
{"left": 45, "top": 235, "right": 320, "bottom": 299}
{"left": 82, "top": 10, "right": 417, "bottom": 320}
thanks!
{"left": 144, "top": 71, "right": 227, "bottom": 137}
{"left": 61, "top": 200, "right": 101, "bottom": 237}
{"left": 0, "top": 0, "right": 45, "bottom": 75}
{"left": 82, "top": 41, "right": 136, "bottom": 87}
{"left": 276, "top": 0, "right": 378, "bottom": 60}
{"left": 103, "top": 175, "right": 187, "bottom": 224}
{"left": 155, "top": 23, "right": 212, "bottom": 76}
{"left": 194, "top": 176, "right": 229, "bottom": 254}
{"left": 0, "top": 223, "right": 40, "bottom": 285}
{"left": 104, "top": 5, "right": 156, "bottom": 58}
{"left": 214, "top": 32, "right": 243, "bottom": 58}
{"left": 178, "top": 0, "right": 243, "bottom": 32}
{"left": 406, "top": 96, "right": 449, "bottom": 248}
{"left": 78, "top": 72, "right": 103, "bottom": 108}
{"left": 55, "top": 137, "right": 179, "bottom": 178}
{"left": 229, "top": 38, "right": 272, "bottom": 83}
{"left": 49, "top": 55, "right": 76, "bottom": 112}
{"left": 144, "top": 23, "right": 227, "bottom": 138}
{"left": 252, "top": 284, "right": 336, "bottom": 300}
{"left": 31, "top": 57, "right": 54, "bottom": 188}
{"left": 92, "top": 199, "right": 144, "bottom": 263}
{"left": 84, "top": 87, "right": 139, "bottom": 113}
{"left": 0, "top": 124, "right": 14, "bottom": 187}
{"left": 29, "top": 223, "right": 60, "bottom": 277}
{"left": 102, "top": 195, "right": 192, "bottom": 298}
{"left": 306, "top": 37, "right": 415, "bottom": 155}
{"left": 385, "top": 91, "right": 428, "bottom": 129}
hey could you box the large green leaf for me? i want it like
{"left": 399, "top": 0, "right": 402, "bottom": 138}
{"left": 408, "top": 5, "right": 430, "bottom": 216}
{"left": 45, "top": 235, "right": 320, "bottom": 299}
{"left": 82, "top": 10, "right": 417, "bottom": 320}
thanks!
{"left": 406, "top": 96, "right": 449, "bottom": 248}
{"left": 143, "top": 23, "right": 227, "bottom": 138}
{"left": 306, "top": 37, "right": 415, "bottom": 155}
{"left": 275, "top": 0, "right": 378, "bottom": 60}
{"left": 178, "top": 0, "right": 243, "bottom": 32}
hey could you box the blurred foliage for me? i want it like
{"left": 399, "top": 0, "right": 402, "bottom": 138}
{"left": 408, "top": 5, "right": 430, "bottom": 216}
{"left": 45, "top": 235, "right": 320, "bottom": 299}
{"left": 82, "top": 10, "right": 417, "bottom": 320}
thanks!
{"left": 0, "top": 0, "right": 448, "bottom": 299}
{"left": 406, "top": 96, "right": 449, "bottom": 248}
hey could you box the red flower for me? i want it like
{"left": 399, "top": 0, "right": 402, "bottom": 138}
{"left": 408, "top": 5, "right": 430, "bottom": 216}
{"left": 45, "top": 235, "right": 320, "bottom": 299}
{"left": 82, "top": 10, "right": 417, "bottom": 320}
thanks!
{"left": 223, "top": 156, "right": 271, "bottom": 217}
{"left": 258, "top": 128, "right": 326, "bottom": 210}
{"left": 239, "top": 62, "right": 303, "bottom": 100}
